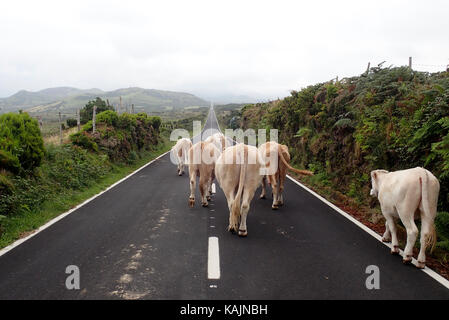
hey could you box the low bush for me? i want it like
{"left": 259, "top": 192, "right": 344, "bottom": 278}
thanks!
{"left": 0, "top": 112, "right": 45, "bottom": 173}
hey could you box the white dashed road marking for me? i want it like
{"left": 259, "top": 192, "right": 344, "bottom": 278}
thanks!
{"left": 207, "top": 237, "right": 220, "bottom": 280}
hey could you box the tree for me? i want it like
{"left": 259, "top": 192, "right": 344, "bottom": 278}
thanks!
{"left": 80, "top": 97, "right": 113, "bottom": 124}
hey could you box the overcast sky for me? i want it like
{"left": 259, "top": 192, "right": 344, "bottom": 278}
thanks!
{"left": 1, "top": 0, "right": 448, "bottom": 101}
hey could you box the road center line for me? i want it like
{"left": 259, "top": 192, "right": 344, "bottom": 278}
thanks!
{"left": 207, "top": 236, "right": 220, "bottom": 280}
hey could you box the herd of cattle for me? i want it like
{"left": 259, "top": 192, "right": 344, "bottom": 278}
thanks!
{"left": 171, "top": 132, "right": 440, "bottom": 269}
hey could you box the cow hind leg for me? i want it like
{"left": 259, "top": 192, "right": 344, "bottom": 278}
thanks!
{"left": 199, "top": 176, "right": 209, "bottom": 207}
{"left": 238, "top": 186, "right": 257, "bottom": 237}
{"left": 225, "top": 191, "right": 238, "bottom": 233}
{"left": 383, "top": 211, "right": 400, "bottom": 255}
{"left": 382, "top": 220, "right": 392, "bottom": 243}
{"left": 179, "top": 160, "right": 184, "bottom": 176}
{"left": 269, "top": 176, "right": 279, "bottom": 210}
{"left": 417, "top": 217, "right": 435, "bottom": 269}
{"left": 260, "top": 176, "right": 267, "bottom": 199}
{"left": 188, "top": 170, "right": 196, "bottom": 207}
{"left": 278, "top": 172, "right": 286, "bottom": 206}
{"left": 206, "top": 176, "right": 212, "bottom": 201}
{"left": 401, "top": 215, "right": 419, "bottom": 265}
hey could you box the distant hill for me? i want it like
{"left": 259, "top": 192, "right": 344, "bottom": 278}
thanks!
{"left": 0, "top": 87, "right": 209, "bottom": 115}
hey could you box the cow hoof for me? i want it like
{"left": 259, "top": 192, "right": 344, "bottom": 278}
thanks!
{"left": 189, "top": 198, "right": 195, "bottom": 208}
{"left": 382, "top": 237, "right": 391, "bottom": 243}
{"left": 260, "top": 194, "right": 266, "bottom": 199}
{"left": 403, "top": 257, "right": 413, "bottom": 265}
{"left": 202, "top": 202, "right": 208, "bottom": 207}
{"left": 416, "top": 261, "right": 426, "bottom": 269}
{"left": 206, "top": 196, "right": 211, "bottom": 201}
{"left": 391, "top": 246, "right": 400, "bottom": 255}
{"left": 271, "top": 205, "right": 278, "bottom": 210}
{"left": 238, "top": 230, "right": 248, "bottom": 237}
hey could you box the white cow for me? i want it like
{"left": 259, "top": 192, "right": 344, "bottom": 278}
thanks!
{"left": 215, "top": 143, "right": 263, "bottom": 237}
{"left": 188, "top": 141, "right": 221, "bottom": 207}
{"left": 258, "top": 141, "right": 313, "bottom": 209}
{"left": 370, "top": 167, "right": 440, "bottom": 268}
{"left": 171, "top": 138, "right": 192, "bottom": 176}
{"left": 205, "top": 132, "right": 230, "bottom": 152}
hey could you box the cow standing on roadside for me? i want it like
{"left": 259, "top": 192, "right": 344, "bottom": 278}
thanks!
{"left": 258, "top": 141, "right": 313, "bottom": 209}
{"left": 188, "top": 141, "right": 221, "bottom": 207}
{"left": 215, "top": 143, "right": 263, "bottom": 237}
{"left": 171, "top": 138, "right": 192, "bottom": 176}
{"left": 370, "top": 167, "right": 440, "bottom": 269}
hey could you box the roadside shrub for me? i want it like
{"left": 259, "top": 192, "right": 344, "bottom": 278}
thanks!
{"left": 0, "top": 150, "right": 20, "bottom": 174}
{"left": 66, "top": 118, "right": 78, "bottom": 128}
{"left": 70, "top": 132, "right": 98, "bottom": 152}
{"left": 43, "top": 144, "right": 111, "bottom": 190}
{"left": 0, "top": 112, "right": 45, "bottom": 173}
{"left": 82, "top": 121, "right": 93, "bottom": 132}
{"left": 148, "top": 116, "right": 161, "bottom": 130}
{"left": 96, "top": 110, "right": 118, "bottom": 126}
{"left": 72, "top": 110, "right": 161, "bottom": 162}
{"left": 0, "top": 144, "right": 113, "bottom": 216}
{"left": 118, "top": 113, "right": 137, "bottom": 129}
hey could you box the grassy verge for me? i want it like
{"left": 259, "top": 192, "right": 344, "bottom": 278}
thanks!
{"left": 0, "top": 138, "right": 172, "bottom": 249}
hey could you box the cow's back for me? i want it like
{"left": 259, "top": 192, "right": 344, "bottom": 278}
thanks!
{"left": 378, "top": 167, "right": 438, "bottom": 209}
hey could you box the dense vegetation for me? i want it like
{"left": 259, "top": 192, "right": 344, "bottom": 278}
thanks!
{"left": 0, "top": 98, "right": 164, "bottom": 243}
{"left": 80, "top": 97, "right": 114, "bottom": 123}
{"left": 235, "top": 66, "right": 449, "bottom": 252}
{"left": 0, "top": 112, "right": 45, "bottom": 174}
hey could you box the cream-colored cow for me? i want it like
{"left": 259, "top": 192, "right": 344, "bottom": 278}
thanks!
{"left": 171, "top": 138, "right": 192, "bottom": 176}
{"left": 215, "top": 143, "right": 263, "bottom": 237}
{"left": 370, "top": 167, "right": 440, "bottom": 268}
{"left": 259, "top": 141, "right": 313, "bottom": 209}
{"left": 188, "top": 141, "right": 221, "bottom": 208}
{"left": 205, "top": 132, "right": 230, "bottom": 152}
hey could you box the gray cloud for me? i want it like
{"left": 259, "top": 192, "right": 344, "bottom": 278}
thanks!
{"left": 1, "top": 0, "right": 448, "bottom": 101}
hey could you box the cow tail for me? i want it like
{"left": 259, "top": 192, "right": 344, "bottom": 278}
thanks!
{"left": 420, "top": 170, "right": 437, "bottom": 253}
{"left": 229, "top": 146, "right": 247, "bottom": 232}
{"left": 278, "top": 145, "right": 314, "bottom": 176}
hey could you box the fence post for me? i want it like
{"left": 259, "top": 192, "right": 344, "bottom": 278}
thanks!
{"left": 38, "top": 116, "right": 43, "bottom": 131}
{"left": 132, "top": 104, "right": 135, "bottom": 114}
{"left": 59, "top": 112, "right": 63, "bottom": 144}
{"left": 92, "top": 105, "right": 97, "bottom": 133}
{"left": 366, "top": 62, "right": 370, "bottom": 75}
{"left": 409, "top": 56, "right": 412, "bottom": 69}
{"left": 77, "top": 109, "right": 81, "bottom": 132}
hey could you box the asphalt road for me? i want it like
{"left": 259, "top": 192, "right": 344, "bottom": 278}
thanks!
{"left": 0, "top": 108, "right": 448, "bottom": 300}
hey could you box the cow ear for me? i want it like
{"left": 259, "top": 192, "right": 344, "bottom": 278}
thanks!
{"left": 372, "top": 172, "right": 377, "bottom": 180}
